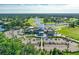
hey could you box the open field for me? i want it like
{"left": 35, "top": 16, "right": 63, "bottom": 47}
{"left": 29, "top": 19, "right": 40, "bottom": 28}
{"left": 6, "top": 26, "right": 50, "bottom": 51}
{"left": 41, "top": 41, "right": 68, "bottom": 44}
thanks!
{"left": 58, "top": 26, "right": 79, "bottom": 41}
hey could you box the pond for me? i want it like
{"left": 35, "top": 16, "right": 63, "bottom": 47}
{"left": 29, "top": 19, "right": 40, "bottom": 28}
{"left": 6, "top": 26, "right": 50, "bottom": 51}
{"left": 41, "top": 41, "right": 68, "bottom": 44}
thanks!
{"left": 0, "top": 25, "right": 5, "bottom": 32}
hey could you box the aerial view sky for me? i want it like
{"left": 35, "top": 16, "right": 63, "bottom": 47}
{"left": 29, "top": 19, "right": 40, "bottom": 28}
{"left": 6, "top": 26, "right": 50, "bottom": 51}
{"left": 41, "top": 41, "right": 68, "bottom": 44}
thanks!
{"left": 0, "top": 4, "right": 79, "bottom": 13}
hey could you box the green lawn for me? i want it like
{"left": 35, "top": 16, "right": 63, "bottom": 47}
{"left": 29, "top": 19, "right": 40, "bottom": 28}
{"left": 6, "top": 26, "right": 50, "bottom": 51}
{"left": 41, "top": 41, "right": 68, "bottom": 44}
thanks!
{"left": 58, "top": 27, "right": 79, "bottom": 41}
{"left": 27, "top": 18, "right": 36, "bottom": 26}
{"left": 27, "top": 18, "right": 55, "bottom": 26}
{"left": 40, "top": 18, "right": 55, "bottom": 24}
{"left": 64, "top": 51, "right": 79, "bottom": 55}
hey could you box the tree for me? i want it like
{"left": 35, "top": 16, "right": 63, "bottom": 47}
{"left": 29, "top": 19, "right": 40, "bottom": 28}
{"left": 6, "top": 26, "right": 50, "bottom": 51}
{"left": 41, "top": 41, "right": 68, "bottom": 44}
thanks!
{"left": 49, "top": 48, "right": 63, "bottom": 55}
{"left": 0, "top": 32, "right": 39, "bottom": 55}
{"left": 21, "top": 44, "right": 39, "bottom": 55}
{"left": 68, "top": 18, "right": 78, "bottom": 28}
{"left": 69, "top": 22, "right": 75, "bottom": 28}
{"left": 76, "top": 19, "right": 79, "bottom": 25}
{"left": 0, "top": 33, "right": 23, "bottom": 55}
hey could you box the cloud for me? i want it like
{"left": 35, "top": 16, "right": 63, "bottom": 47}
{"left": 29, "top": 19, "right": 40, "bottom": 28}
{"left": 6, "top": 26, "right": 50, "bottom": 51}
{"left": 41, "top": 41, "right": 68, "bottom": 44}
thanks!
{"left": 0, "top": 4, "right": 79, "bottom": 13}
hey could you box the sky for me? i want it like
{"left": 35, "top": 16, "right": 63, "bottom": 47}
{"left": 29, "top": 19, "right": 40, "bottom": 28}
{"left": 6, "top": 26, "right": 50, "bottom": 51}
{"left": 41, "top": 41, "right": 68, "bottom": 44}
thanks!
{"left": 0, "top": 4, "right": 79, "bottom": 13}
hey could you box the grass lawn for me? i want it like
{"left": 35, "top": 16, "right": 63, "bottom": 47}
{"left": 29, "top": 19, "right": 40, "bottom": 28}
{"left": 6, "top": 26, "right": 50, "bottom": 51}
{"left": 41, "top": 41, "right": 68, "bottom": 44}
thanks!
{"left": 64, "top": 51, "right": 79, "bottom": 55}
{"left": 40, "top": 18, "right": 55, "bottom": 24}
{"left": 27, "top": 18, "right": 36, "bottom": 26}
{"left": 27, "top": 18, "right": 55, "bottom": 26}
{"left": 44, "top": 22, "right": 55, "bottom": 24}
{"left": 40, "top": 18, "right": 44, "bottom": 24}
{"left": 58, "top": 27, "right": 79, "bottom": 41}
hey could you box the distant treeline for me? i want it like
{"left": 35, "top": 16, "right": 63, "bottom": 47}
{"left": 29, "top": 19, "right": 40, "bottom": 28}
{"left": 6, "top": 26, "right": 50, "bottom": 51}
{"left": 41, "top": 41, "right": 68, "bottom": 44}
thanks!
{"left": 1, "top": 13, "right": 79, "bottom": 17}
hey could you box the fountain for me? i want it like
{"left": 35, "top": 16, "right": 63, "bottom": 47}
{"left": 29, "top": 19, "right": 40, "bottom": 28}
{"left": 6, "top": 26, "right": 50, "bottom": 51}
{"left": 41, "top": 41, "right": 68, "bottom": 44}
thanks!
{"left": 34, "top": 17, "right": 46, "bottom": 37}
